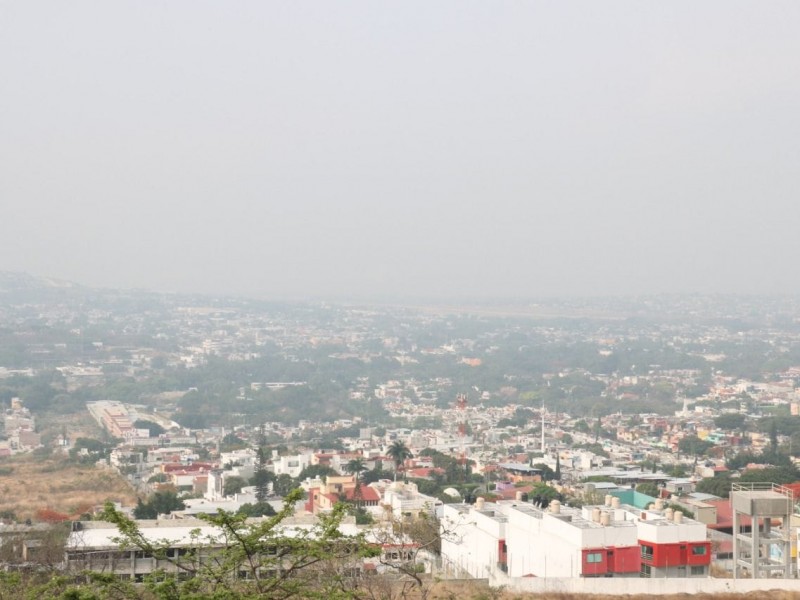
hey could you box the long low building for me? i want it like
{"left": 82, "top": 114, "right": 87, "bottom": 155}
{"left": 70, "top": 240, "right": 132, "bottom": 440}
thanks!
{"left": 64, "top": 515, "right": 422, "bottom": 581}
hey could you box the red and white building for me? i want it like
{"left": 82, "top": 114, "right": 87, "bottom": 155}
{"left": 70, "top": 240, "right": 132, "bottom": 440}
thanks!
{"left": 637, "top": 505, "right": 710, "bottom": 578}
{"left": 441, "top": 497, "right": 710, "bottom": 580}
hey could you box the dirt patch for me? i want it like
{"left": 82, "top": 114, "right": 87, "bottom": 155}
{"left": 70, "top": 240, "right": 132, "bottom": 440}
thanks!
{"left": 374, "top": 580, "right": 800, "bottom": 600}
{"left": 0, "top": 454, "right": 136, "bottom": 521}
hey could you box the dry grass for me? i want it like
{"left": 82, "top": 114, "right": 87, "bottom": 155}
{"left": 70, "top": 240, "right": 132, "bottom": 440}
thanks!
{"left": 0, "top": 454, "right": 137, "bottom": 521}
{"left": 521, "top": 595, "right": 800, "bottom": 600}
{"left": 411, "top": 582, "right": 800, "bottom": 600}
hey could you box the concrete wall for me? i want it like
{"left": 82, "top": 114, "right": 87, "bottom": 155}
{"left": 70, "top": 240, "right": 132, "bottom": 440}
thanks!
{"left": 490, "top": 574, "right": 800, "bottom": 595}
{"left": 441, "top": 504, "right": 504, "bottom": 579}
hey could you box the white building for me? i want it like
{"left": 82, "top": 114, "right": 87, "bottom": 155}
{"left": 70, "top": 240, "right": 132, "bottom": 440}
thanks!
{"left": 504, "top": 500, "right": 640, "bottom": 578}
{"left": 220, "top": 448, "right": 257, "bottom": 469}
{"left": 380, "top": 481, "right": 441, "bottom": 520}
{"left": 442, "top": 497, "right": 710, "bottom": 580}
{"left": 441, "top": 499, "right": 508, "bottom": 579}
{"left": 272, "top": 453, "right": 312, "bottom": 478}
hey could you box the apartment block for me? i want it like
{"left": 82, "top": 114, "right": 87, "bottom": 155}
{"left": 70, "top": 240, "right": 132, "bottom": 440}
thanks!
{"left": 441, "top": 496, "right": 710, "bottom": 580}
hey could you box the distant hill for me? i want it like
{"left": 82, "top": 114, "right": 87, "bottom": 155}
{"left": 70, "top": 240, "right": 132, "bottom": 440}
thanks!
{"left": 0, "top": 270, "right": 79, "bottom": 290}
{"left": 0, "top": 271, "right": 86, "bottom": 304}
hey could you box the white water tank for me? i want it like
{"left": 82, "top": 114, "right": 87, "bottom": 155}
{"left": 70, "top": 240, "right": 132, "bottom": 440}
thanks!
{"left": 611, "top": 497, "right": 621, "bottom": 509}
{"left": 605, "top": 494, "right": 613, "bottom": 507}
{"left": 592, "top": 508, "right": 601, "bottom": 523}
{"left": 549, "top": 499, "right": 561, "bottom": 514}
{"left": 600, "top": 512, "right": 611, "bottom": 526}
{"left": 674, "top": 510, "right": 683, "bottom": 524}
{"left": 475, "top": 497, "right": 485, "bottom": 510}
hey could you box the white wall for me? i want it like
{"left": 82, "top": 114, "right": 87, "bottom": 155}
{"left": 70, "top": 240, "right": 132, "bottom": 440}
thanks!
{"left": 441, "top": 504, "right": 506, "bottom": 579}
{"left": 505, "top": 507, "right": 582, "bottom": 578}
{"left": 504, "top": 505, "right": 639, "bottom": 578}
{"left": 274, "top": 453, "right": 312, "bottom": 478}
{"left": 638, "top": 515, "right": 706, "bottom": 544}
{"left": 490, "top": 574, "right": 800, "bottom": 596}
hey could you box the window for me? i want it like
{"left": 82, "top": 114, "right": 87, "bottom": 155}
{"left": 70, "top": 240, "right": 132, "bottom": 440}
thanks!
{"left": 343, "top": 568, "right": 361, "bottom": 578}
{"left": 640, "top": 564, "right": 652, "bottom": 578}
{"left": 586, "top": 553, "right": 602, "bottom": 564}
{"left": 691, "top": 545, "right": 707, "bottom": 556}
{"left": 641, "top": 545, "right": 654, "bottom": 560}
{"left": 691, "top": 566, "right": 706, "bottom": 576}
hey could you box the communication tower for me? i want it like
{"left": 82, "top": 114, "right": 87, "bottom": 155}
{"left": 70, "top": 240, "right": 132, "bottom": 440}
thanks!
{"left": 456, "top": 393, "right": 469, "bottom": 469}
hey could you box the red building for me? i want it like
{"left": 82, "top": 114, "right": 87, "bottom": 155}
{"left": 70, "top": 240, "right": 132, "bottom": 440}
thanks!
{"left": 638, "top": 508, "right": 711, "bottom": 577}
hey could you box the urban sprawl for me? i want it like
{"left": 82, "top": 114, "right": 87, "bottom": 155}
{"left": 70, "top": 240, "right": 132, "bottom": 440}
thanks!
{"left": 4, "top": 273, "right": 800, "bottom": 594}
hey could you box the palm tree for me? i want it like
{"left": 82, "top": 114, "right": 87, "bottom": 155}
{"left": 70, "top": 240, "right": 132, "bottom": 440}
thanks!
{"left": 344, "top": 457, "right": 367, "bottom": 506}
{"left": 387, "top": 441, "right": 413, "bottom": 481}
{"left": 344, "top": 457, "right": 367, "bottom": 481}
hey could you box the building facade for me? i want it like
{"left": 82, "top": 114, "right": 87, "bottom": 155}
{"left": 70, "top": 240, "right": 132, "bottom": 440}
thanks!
{"left": 441, "top": 496, "right": 710, "bottom": 580}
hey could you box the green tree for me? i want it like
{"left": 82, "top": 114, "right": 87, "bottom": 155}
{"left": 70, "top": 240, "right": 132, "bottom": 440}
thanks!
{"left": 273, "top": 474, "right": 296, "bottom": 497}
{"left": 224, "top": 476, "right": 248, "bottom": 497}
{"left": 532, "top": 463, "right": 556, "bottom": 482}
{"left": 695, "top": 475, "right": 732, "bottom": 499}
{"left": 360, "top": 466, "right": 392, "bottom": 485}
{"left": 636, "top": 483, "right": 660, "bottom": 498}
{"left": 574, "top": 420, "right": 590, "bottom": 434}
{"left": 529, "top": 483, "right": 562, "bottom": 507}
{"left": 297, "top": 464, "right": 338, "bottom": 482}
{"left": 727, "top": 449, "right": 792, "bottom": 470}
{"left": 350, "top": 506, "right": 373, "bottom": 525}
{"left": 100, "top": 488, "right": 379, "bottom": 599}
{"left": 133, "top": 419, "right": 166, "bottom": 437}
{"left": 69, "top": 437, "right": 113, "bottom": 463}
{"left": 770, "top": 420, "right": 779, "bottom": 453}
{"left": 237, "top": 502, "right": 277, "bottom": 517}
{"left": 252, "top": 447, "right": 273, "bottom": 502}
{"left": 739, "top": 465, "right": 799, "bottom": 485}
{"left": 344, "top": 457, "right": 368, "bottom": 507}
{"left": 667, "top": 463, "right": 688, "bottom": 478}
{"left": 387, "top": 441, "right": 413, "bottom": 480}
{"left": 133, "top": 490, "right": 185, "bottom": 519}
{"left": 714, "top": 413, "right": 746, "bottom": 431}
{"left": 220, "top": 432, "right": 247, "bottom": 451}
{"left": 678, "top": 435, "right": 714, "bottom": 457}
{"left": 344, "top": 458, "right": 367, "bottom": 482}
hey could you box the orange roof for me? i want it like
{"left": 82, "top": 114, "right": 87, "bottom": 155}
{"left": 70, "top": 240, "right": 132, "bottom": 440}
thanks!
{"left": 325, "top": 486, "right": 381, "bottom": 503}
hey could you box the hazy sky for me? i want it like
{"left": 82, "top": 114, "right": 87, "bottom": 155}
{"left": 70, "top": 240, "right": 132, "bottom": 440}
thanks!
{"left": 2, "top": 2, "right": 799, "bottom": 300}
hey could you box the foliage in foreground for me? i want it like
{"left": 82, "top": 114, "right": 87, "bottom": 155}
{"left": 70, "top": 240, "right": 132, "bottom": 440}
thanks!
{"left": 89, "top": 487, "right": 380, "bottom": 599}
{"left": 0, "top": 487, "right": 451, "bottom": 600}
